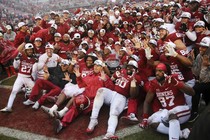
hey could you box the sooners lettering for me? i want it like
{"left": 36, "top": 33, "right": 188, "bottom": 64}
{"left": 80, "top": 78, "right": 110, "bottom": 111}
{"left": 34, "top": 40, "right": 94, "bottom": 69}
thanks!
{"left": 170, "top": 64, "right": 184, "bottom": 81}
{"left": 156, "top": 90, "right": 175, "bottom": 108}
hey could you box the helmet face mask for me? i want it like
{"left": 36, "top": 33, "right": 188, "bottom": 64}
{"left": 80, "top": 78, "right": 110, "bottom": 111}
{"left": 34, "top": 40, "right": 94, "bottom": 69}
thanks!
{"left": 74, "top": 95, "right": 90, "bottom": 110}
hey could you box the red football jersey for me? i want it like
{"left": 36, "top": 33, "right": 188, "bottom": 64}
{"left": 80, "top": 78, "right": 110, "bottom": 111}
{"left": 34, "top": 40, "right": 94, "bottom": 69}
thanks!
{"left": 79, "top": 62, "right": 94, "bottom": 78}
{"left": 18, "top": 54, "right": 37, "bottom": 76}
{"left": 150, "top": 76, "right": 186, "bottom": 110}
{"left": 157, "top": 32, "right": 182, "bottom": 54}
{"left": 112, "top": 69, "right": 142, "bottom": 97}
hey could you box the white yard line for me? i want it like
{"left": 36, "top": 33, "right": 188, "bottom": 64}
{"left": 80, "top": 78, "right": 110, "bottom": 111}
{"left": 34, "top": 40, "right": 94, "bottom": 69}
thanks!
{"left": 0, "top": 126, "right": 58, "bottom": 140}
{"left": 91, "top": 125, "right": 143, "bottom": 140}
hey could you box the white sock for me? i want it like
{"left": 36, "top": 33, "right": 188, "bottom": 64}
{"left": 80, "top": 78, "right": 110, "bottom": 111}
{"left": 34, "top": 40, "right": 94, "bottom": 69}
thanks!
{"left": 107, "top": 115, "right": 118, "bottom": 135}
{"left": 51, "top": 104, "right": 58, "bottom": 111}
{"left": 58, "top": 107, "right": 69, "bottom": 117}
{"left": 156, "top": 123, "right": 169, "bottom": 134}
{"left": 90, "top": 91, "right": 105, "bottom": 119}
{"left": 169, "top": 119, "right": 180, "bottom": 140}
{"left": 7, "top": 92, "right": 17, "bottom": 109}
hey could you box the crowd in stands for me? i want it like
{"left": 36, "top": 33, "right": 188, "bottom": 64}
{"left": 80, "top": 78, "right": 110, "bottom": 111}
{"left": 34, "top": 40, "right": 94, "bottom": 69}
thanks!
{"left": 0, "top": 0, "right": 210, "bottom": 139}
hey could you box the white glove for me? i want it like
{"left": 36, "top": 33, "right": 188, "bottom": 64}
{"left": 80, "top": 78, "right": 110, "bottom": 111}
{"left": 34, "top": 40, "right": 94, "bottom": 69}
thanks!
{"left": 95, "top": 43, "right": 100, "bottom": 48}
{"left": 145, "top": 47, "right": 153, "bottom": 60}
{"left": 165, "top": 44, "right": 178, "bottom": 57}
{"left": 70, "top": 59, "right": 77, "bottom": 65}
{"left": 68, "top": 27, "right": 75, "bottom": 33}
{"left": 166, "top": 41, "right": 176, "bottom": 48}
{"left": 152, "top": 27, "right": 157, "bottom": 35}
{"left": 78, "top": 26, "right": 85, "bottom": 32}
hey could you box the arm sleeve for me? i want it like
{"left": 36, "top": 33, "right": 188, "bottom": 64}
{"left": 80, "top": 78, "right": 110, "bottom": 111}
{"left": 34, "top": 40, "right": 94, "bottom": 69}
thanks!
{"left": 185, "top": 31, "right": 197, "bottom": 41}
{"left": 76, "top": 76, "right": 87, "bottom": 88}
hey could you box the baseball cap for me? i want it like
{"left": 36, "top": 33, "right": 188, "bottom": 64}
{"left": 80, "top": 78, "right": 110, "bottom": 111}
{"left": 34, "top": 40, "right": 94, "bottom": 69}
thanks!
{"left": 88, "top": 30, "right": 94, "bottom": 33}
{"left": 78, "top": 48, "right": 87, "bottom": 54}
{"left": 45, "top": 43, "right": 54, "bottom": 49}
{"left": 6, "top": 25, "right": 12, "bottom": 30}
{"left": 100, "top": 29, "right": 106, "bottom": 33}
{"left": 87, "top": 52, "right": 97, "bottom": 58}
{"left": 35, "top": 16, "right": 42, "bottom": 20}
{"left": 35, "top": 37, "right": 42, "bottom": 42}
{"left": 94, "top": 60, "right": 103, "bottom": 66}
{"left": 73, "top": 33, "right": 81, "bottom": 39}
{"left": 159, "top": 25, "right": 168, "bottom": 31}
{"left": 25, "top": 43, "right": 34, "bottom": 49}
{"left": 87, "top": 20, "right": 94, "bottom": 24}
{"left": 136, "top": 12, "right": 141, "bottom": 16}
{"left": 194, "top": 20, "right": 205, "bottom": 27}
{"left": 155, "top": 18, "right": 165, "bottom": 23}
{"left": 104, "top": 45, "right": 112, "bottom": 52}
{"left": 63, "top": 10, "right": 70, "bottom": 14}
{"left": 180, "top": 12, "right": 191, "bottom": 19}
{"left": 81, "top": 40, "right": 88, "bottom": 45}
{"left": 18, "top": 22, "right": 26, "bottom": 28}
{"left": 50, "top": 11, "right": 56, "bottom": 14}
{"left": 125, "top": 10, "right": 130, "bottom": 14}
{"left": 51, "top": 24, "right": 57, "bottom": 30}
{"left": 149, "top": 39, "right": 157, "bottom": 46}
{"left": 0, "top": 32, "right": 3, "bottom": 37}
{"left": 95, "top": 12, "right": 101, "bottom": 16}
{"left": 130, "top": 55, "right": 140, "bottom": 62}
{"left": 61, "top": 59, "right": 70, "bottom": 65}
{"left": 127, "top": 60, "right": 138, "bottom": 69}
{"left": 169, "top": 1, "right": 175, "bottom": 6}
{"left": 123, "top": 21, "right": 128, "bottom": 24}
{"left": 115, "top": 41, "right": 121, "bottom": 45}
{"left": 197, "top": 37, "right": 210, "bottom": 47}
{"left": 190, "top": 0, "right": 201, "bottom": 3}
{"left": 54, "top": 32, "right": 61, "bottom": 37}
{"left": 136, "top": 22, "right": 143, "bottom": 25}
{"left": 120, "top": 47, "right": 127, "bottom": 52}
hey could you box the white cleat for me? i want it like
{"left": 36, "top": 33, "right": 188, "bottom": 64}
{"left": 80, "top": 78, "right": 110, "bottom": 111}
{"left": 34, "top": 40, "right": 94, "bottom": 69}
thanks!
{"left": 0, "top": 107, "right": 12, "bottom": 113}
{"left": 86, "top": 119, "right": 98, "bottom": 134}
{"left": 23, "top": 99, "right": 35, "bottom": 106}
{"left": 41, "top": 106, "right": 54, "bottom": 117}
{"left": 32, "top": 101, "right": 40, "bottom": 110}
{"left": 181, "top": 128, "right": 191, "bottom": 139}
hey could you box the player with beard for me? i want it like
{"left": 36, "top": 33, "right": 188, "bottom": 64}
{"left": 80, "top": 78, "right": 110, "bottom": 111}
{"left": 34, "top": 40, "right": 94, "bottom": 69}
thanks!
{"left": 86, "top": 60, "right": 143, "bottom": 139}
{"left": 157, "top": 25, "right": 187, "bottom": 54}
{"left": 139, "top": 63, "right": 195, "bottom": 140}
{"left": 1, "top": 43, "right": 37, "bottom": 112}
{"left": 56, "top": 34, "right": 72, "bottom": 59}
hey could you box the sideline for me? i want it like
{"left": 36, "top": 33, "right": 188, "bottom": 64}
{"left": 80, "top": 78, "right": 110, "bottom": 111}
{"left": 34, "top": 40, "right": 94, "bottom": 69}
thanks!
{"left": 91, "top": 125, "right": 143, "bottom": 140}
{"left": 0, "top": 127, "right": 58, "bottom": 140}
{"left": 0, "top": 125, "right": 143, "bottom": 140}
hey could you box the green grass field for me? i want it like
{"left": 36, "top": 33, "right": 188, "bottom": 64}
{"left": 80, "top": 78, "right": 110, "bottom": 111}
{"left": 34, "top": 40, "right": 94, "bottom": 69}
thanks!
{"left": 0, "top": 76, "right": 17, "bottom": 86}
{"left": 0, "top": 134, "right": 18, "bottom": 140}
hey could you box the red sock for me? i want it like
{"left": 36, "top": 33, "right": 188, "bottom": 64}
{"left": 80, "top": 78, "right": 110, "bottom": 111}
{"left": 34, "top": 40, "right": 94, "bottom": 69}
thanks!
{"left": 9, "top": 66, "right": 16, "bottom": 75}
{"left": 5, "top": 67, "right": 11, "bottom": 77}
